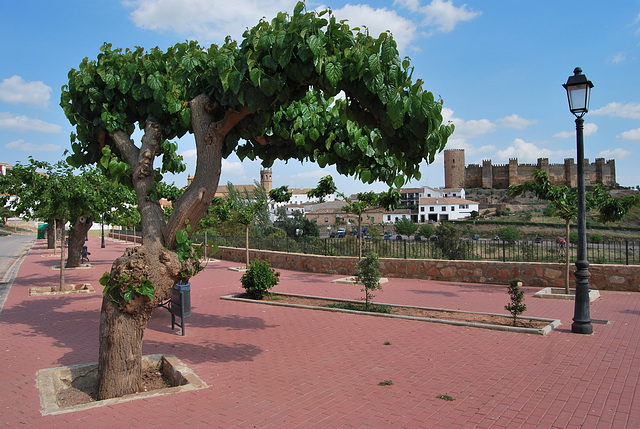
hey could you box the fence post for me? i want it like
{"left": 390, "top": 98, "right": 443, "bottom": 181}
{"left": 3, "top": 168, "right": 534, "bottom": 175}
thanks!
{"left": 325, "top": 238, "right": 328, "bottom": 256}
{"left": 404, "top": 239, "right": 407, "bottom": 259}
{"left": 502, "top": 240, "right": 506, "bottom": 262}
{"left": 626, "top": 240, "right": 629, "bottom": 265}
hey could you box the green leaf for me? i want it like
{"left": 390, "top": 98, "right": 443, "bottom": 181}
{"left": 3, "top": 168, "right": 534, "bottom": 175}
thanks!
{"left": 308, "top": 35, "right": 322, "bottom": 57}
{"left": 250, "top": 68, "right": 261, "bottom": 87}
{"left": 176, "top": 229, "right": 188, "bottom": 244}
{"left": 181, "top": 55, "right": 199, "bottom": 72}
{"left": 294, "top": 1, "right": 304, "bottom": 16}
{"left": 325, "top": 62, "right": 341, "bottom": 86}
{"left": 99, "top": 272, "right": 110, "bottom": 287}
{"left": 309, "top": 128, "right": 320, "bottom": 141}
{"left": 123, "top": 288, "right": 134, "bottom": 302}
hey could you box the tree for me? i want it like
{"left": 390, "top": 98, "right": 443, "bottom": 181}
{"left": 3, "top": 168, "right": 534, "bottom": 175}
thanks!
{"left": 306, "top": 175, "right": 336, "bottom": 202}
{"left": 394, "top": 217, "right": 418, "bottom": 236}
{"left": 61, "top": 2, "right": 453, "bottom": 399}
{"left": 433, "top": 222, "right": 467, "bottom": 260}
{"left": 340, "top": 189, "right": 401, "bottom": 259}
{"left": 417, "top": 223, "right": 435, "bottom": 238}
{"left": 508, "top": 169, "right": 639, "bottom": 293}
{"left": 277, "top": 209, "right": 319, "bottom": 238}
{"left": 498, "top": 226, "right": 520, "bottom": 243}
{"left": 356, "top": 252, "right": 382, "bottom": 310}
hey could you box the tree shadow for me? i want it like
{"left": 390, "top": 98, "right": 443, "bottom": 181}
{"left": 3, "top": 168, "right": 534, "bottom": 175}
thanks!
{"left": 408, "top": 289, "right": 459, "bottom": 297}
{"left": 142, "top": 339, "right": 263, "bottom": 364}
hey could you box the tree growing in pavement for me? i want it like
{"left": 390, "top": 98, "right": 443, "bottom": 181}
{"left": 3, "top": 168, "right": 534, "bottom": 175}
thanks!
{"left": 61, "top": 2, "right": 454, "bottom": 400}
{"left": 508, "top": 169, "right": 639, "bottom": 294}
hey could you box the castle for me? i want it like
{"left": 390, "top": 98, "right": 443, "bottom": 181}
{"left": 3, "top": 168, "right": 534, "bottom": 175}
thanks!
{"left": 443, "top": 149, "right": 617, "bottom": 189}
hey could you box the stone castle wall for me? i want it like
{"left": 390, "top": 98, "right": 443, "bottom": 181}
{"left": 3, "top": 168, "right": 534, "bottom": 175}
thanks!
{"left": 444, "top": 149, "right": 616, "bottom": 189}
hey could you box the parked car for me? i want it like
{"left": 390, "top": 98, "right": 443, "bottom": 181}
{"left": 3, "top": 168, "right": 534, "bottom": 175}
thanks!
{"left": 395, "top": 235, "right": 403, "bottom": 241}
{"left": 534, "top": 236, "right": 542, "bottom": 243}
{"left": 556, "top": 237, "right": 566, "bottom": 246}
{"left": 414, "top": 234, "right": 422, "bottom": 241}
{"left": 472, "top": 234, "right": 480, "bottom": 240}
{"left": 492, "top": 235, "right": 500, "bottom": 241}
{"left": 383, "top": 233, "right": 392, "bottom": 240}
{"left": 429, "top": 235, "right": 439, "bottom": 242}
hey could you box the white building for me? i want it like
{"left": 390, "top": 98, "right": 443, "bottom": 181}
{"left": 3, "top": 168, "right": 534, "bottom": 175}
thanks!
{"left": 418, "top": 197, "right": 479, "bottom": 223}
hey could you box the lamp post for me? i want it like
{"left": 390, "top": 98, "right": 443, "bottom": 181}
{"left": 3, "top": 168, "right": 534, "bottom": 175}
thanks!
{"left": 563, "top": 67, "right": 594, "bottom": 335}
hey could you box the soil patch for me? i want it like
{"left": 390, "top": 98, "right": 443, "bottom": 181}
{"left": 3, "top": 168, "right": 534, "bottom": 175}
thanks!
{"left": 224, "top": 293, "right": 560, "bottom": 334}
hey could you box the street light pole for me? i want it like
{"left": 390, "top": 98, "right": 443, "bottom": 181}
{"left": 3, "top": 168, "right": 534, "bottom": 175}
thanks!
{"left": 572, "top": 115, "right": 592, "bottom": 334}
{"left": 563, "top": 67, "right": 594, "bottom": 335}
{"left": 101, "top": 212, "right": 105, "bottom": 248}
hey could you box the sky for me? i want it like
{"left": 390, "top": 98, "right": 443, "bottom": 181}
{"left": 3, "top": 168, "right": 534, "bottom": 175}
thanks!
{"left": 1, "top": 0, "right": 640, "bottom": 195}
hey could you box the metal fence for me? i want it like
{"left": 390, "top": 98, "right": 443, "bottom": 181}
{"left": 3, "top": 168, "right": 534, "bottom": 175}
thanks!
{"left": 196, "top": 235, "right": 640, "bottom": 265}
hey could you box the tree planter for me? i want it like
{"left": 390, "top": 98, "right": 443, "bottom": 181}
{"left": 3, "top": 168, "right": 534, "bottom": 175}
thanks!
{"left": 221, "top": 292, "right": 561, "bottom": 335}
{"left": 29, "top": 283, "right": 95, "bottom": 296}
{"left": 534, "top": 287, "right": 601, "bottom": 302}
{"left": 37, "top": 354, "right": 207, "bottom": 415}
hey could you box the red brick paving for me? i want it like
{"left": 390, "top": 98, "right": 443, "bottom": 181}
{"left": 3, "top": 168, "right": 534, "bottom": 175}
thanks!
{"left": 0, "top": 237, "right": 639, "bottom": 428}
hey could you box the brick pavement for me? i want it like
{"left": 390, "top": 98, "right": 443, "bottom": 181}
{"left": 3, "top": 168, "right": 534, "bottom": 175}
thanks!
{"left": 0, "top": 236, "right": 639, "bottom": 428}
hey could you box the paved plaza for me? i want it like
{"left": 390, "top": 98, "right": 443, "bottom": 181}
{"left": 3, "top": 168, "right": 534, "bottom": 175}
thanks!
{"left": 0, "top": 236, "right": 639, "bottom": 428}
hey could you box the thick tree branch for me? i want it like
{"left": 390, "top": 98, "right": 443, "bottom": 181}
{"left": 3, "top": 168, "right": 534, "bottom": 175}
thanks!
{"left": 164, "top": 95, "right": 251, "bottom": 249}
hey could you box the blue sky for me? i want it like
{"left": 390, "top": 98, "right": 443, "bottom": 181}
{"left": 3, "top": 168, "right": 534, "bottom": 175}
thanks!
{"left": 1, "top": 0, "right": 639, "bottom": 195}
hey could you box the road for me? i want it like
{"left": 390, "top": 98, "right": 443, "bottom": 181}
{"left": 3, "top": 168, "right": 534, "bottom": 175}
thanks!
{"left": 0, "top": 233, "right": 36, "bottom": 312}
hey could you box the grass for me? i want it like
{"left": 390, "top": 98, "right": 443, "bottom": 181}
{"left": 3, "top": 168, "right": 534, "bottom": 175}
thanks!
{"left": 378, "top": 380, "right": 393, "bottom": 386}
{"left": 384, "top": 341, "right": 392, "bottom": 345}
{"left": 437, "top": 394, "right": 455, "bottom": 401}
{"left": 326, "top": 302, "right": 391, "bottom": 313}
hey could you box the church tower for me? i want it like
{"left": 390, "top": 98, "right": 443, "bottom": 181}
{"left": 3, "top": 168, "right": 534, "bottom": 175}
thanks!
{"left": 260, "top": 169, "right": 273, "bottom": 193}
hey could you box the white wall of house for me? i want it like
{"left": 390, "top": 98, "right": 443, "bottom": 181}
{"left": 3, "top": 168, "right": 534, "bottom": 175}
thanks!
{"left": 418, "top": 197, "right": 479, "bottom": 222}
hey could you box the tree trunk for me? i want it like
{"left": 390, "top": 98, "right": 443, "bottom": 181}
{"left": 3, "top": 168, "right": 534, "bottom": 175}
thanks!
{"left": 96, "top": 98, "right": 248, "bottom": 400}
{"left": 46, "top": 218, "right": 56, "bottom": 249}
{"left": 565, "top": 219, "right": 570, "bottom": 294}
{"left": 58, "top": 213, "right": 66, "bottom": 292}
{"left": 66, "top": 213, "right": 95, "bottom": 268}
{"left": 245, "top": 223, "right": 250, "bottom": 268}
{"left": 96, "top": 297, "right": 148, "bottom": 398}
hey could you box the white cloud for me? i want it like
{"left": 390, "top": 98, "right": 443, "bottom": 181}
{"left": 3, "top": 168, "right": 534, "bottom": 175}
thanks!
{"left": 0, "top": 112, "right": 62, "bottom": 133}
{"left": 329, "top": 4, "right": 417, "bottom": 53}
{"left": 553, "top": 123, "right": 598, "bottom": 139}
{"left": 617, "top": 128, "right": 640, "bottom": 141}
{"left": 591, "top": 102, "right": 640, "bottom": 119}
{"left": 0, "top": 76, "right": 52, "bottom": 109}
{"left": 222, "top": 158, "right": 246, "bottom": 176}
{"left": 125, "top": 0, "right": 296, "bottom": 42}
{"left": 598, "top": 148, "right": 632, "bottom": 159}
{"left": 608, "top": 52, "right": 627, "bottom": 64}
{"left": 442, "top": 108, "right": 496, "bottom": 139}
{"left": 395, "top": 0, "right": 480, "bottom": 33}
{"left": 496, "top": 114, "right": 537, "bottom": 130}
{"left": 494, "top": 138, "right": 574, "bottom": 163}
{"left": 5, "top": 139, "right": 61, "bottom": 152}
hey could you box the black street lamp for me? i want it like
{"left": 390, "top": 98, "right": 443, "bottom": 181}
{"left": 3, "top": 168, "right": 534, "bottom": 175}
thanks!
{"left": 563, "top": 67, "right": 594, "bottom": 335}
{"left": 101, "top": 212, "right": 106, "bottom": 248}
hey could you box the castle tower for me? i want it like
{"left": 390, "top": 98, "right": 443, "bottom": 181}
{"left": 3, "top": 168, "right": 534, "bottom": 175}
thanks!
{"left": 260, "top": 168, "right": 273, "bottom": 193}
{"left": 508, "top": 158, "right": 519, "bottom": 186}
{"left": 444, "top": 149, "right": 465, "bottom": 188}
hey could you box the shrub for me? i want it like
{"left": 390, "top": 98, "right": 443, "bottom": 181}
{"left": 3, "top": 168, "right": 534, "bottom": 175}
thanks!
{"left": 589, "top": 234, "right": 603, "bottom": 244}
{"left": 499, "top": 226, "right": 520, "bottom": 243}
{"left": 505, "top": 278, "right": 527, "bottom": 327}
{"left": 241, "top": 260, "right": 280, "bottom": 299}
{"left": 418, "top": 223, "right": 435, "bottom": 238}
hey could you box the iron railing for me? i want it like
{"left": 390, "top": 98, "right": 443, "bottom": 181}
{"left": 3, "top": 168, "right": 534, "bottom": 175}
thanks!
{"left": 195, "top": 234, "right": 640, "bottom": 265}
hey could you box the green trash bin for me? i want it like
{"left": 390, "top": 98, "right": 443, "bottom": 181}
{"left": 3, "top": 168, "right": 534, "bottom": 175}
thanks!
{"left": 37, "top": 224, "right": 48, "bottom": 239}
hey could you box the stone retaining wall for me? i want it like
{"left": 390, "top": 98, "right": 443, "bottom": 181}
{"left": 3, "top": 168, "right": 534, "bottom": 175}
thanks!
{"left": 215, "top": 246, "right": 640, "bottom": 292}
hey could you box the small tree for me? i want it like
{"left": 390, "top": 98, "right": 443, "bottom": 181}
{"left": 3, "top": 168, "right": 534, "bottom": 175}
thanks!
{"left": 306, "top": 176, "right": 337, "bottom": 203}
{"left": 394, "top": 217, "right": 418, "bottom": 236}
{"left": 356, "top": 252, "right": 382, "bottom": 310}
{"left": 241, "top": 260, "right": 280, "bottom": 299}
{"left": 434, "top": 222, "right": 467, "bottom": 260}
{"left": 498, "top": 226, "right": 520, "bottom": 243}
{"left": 505, "top": 278, "right": 527, "bottom": 327}
{"left": 418, "top": 223, "right": 435, "bottom": 238}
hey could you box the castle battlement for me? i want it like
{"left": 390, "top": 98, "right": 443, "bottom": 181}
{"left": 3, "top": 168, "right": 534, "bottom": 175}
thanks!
{"left": 444, "top": 149, "right": 616, "bottom": 189}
